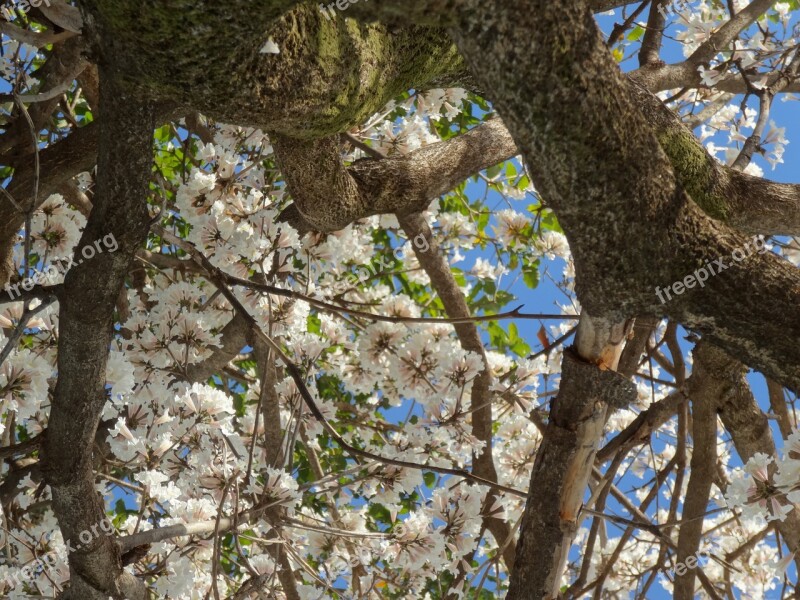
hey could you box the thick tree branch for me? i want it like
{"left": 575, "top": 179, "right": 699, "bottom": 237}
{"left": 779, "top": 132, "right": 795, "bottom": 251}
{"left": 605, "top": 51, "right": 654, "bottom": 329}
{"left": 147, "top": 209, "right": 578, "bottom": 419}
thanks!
{"left": 639, "top": 1, "right": 667, "bottom": 67}
{"left": 41, "top": 73, "right": 155, "bottom": 600}
{"left": 274, "top": 118, "right": 516, "bottom": 233}
{"left": 0, "top": 22, "right": 75, "bottom": 47}
{"left": 628, "top": 72, "right": 800, "bottom": 237}
{"left": 508, "top": 341, "right": 637, "bottom": 599}
{"left": 278, "top": 83, "right": 800, "bottom": 240}
{"left": 80, "top": 3, "right": 463, "bottom": 137}
{"left": 699, "top": 343, "right": 800, "bottom": 591}
{"left": 434, "top": 0, "right": 800, "bottom": 392}
{"left": 673, "top": 342, "right": 720, "bottom": 600}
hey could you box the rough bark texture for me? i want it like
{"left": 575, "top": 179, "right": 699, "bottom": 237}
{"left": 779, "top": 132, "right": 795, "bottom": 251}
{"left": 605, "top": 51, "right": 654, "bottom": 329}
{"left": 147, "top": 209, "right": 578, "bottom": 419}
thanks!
{"left": 274, "top": 117, "right": 517, "bottom": 232}
{"left": 79, "top": 2, "right": 463, "bottom": 136}
{"left": 629, "top": 83, "right": 800, "bottom": 236}
{"left": 41, "top": 73, "right": 155, "bottom": 600}
{"left": 435, "top": 0, "right": 800, "bottom": 393}
{"left": 673, "top": 343, "right": 720, "bottom": 600}
{"left": 3, "top": 0, "right": 800, "bottom": 597}
{"left": 509, "top": 348, "right": 636, "bottom": 599}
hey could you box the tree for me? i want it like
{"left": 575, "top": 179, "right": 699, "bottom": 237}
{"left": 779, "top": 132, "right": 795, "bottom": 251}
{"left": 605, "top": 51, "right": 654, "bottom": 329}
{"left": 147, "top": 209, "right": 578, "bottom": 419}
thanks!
{"left": 0, "top": 0, "right": 799, "bottom": 598}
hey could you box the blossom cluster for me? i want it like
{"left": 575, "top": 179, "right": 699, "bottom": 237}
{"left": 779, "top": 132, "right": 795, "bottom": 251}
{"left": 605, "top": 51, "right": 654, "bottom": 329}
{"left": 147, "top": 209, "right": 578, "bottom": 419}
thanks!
{"left": 4, "top": 7, "right": 800, "bottom": 593}
{"left": 0, "top": 87, "right": 560, "bottom": 599}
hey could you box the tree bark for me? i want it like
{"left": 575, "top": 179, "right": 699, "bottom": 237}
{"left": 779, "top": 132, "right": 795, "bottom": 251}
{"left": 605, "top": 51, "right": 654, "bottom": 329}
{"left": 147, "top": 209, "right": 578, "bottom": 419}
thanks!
{"left": 508, "top": 339, "right": 636, "bottom": 599}
{"left": 41, "top": 72, "right": 155, "bottom": 600}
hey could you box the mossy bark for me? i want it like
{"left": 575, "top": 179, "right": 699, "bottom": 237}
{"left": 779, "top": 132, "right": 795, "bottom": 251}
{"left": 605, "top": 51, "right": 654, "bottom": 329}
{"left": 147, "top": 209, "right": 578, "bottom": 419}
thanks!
{"left": 79, "top": 1, "right": 464, "bottom": 136}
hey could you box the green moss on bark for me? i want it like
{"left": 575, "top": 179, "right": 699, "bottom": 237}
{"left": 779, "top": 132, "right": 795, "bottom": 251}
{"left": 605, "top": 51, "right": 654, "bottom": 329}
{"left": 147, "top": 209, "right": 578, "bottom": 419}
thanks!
{"left": 80, "top": 1, "right": 463, "bottom": 137}
{"left": 657, "top": 127, "right": 728, "bottom": 222}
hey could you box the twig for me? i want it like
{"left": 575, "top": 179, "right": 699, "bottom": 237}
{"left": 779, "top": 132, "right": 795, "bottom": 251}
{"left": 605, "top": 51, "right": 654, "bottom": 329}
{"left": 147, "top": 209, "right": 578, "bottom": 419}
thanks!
{"left": 182, "top": 240, "right": 528, "bottom": 499}
{"left": 0, "top": 296, "right": 56, "bottom": 368}
{"left": 156, "top": 226, "right": 579, "bottom": 325}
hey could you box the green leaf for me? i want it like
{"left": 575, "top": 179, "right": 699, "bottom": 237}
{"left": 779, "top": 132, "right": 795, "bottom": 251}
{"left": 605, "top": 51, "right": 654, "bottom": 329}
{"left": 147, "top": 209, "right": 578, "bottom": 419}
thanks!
{"left": 155, "top": 124, "right": 171, "bottom": 143}
{"left": 522, "top": 259, "right": 540, "bottom": 289}
{"left": 627, "top": 25, "right": 645, "bottom": 41}
{"left": 486, "top": 163, "right": 503, "bottom": 179}
{"left": 307, "top": 313, "right": 321, "bottom": 334}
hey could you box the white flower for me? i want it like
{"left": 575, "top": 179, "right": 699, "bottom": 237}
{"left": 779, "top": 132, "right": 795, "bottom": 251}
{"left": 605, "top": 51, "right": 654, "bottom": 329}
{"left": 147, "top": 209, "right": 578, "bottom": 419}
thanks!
{"left": 493, "top": 209, "right": 529, "bottom": 251}
{"left": 441, "top": 350, "right": 485, "bottom": 387}
{"left": 771, "top": 551, "right": 796, "bottom": 577}
{"left": 0, "top": 350, "right": 51, "bottom": 421}
{"left": 260, "top": 38, "right": 280, "bottom": 54}
{"left": 470, "top": 257, "right": 506, "bottom": 280}
{"left": 698, "top": 65, "right": 722, "bottom": 87}
{"left": 106, "top": 350, "right": 135, "bottom": 399}
{"left": 262, "top": 467, "right": 301, "bottom": 508}
{"left": 774, "top": 2, "right": 790, "bottom": 19}
{"left": 537, "top": 231, "right": 570, "bottom": 260}
{"left": 134, "top": 470, "right": 169, "bottom": 488}
{"left": 178, "top": 382, "right": 234, "bottom": 417}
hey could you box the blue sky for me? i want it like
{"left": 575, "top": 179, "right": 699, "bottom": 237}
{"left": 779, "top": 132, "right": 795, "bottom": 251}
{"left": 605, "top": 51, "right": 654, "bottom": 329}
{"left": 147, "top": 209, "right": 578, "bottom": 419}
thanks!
{"left": 421, "top": 6, "right": 800, "bottom": 597}
{"left": 4, "top": 5, "right": 799, "bottom": 597}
